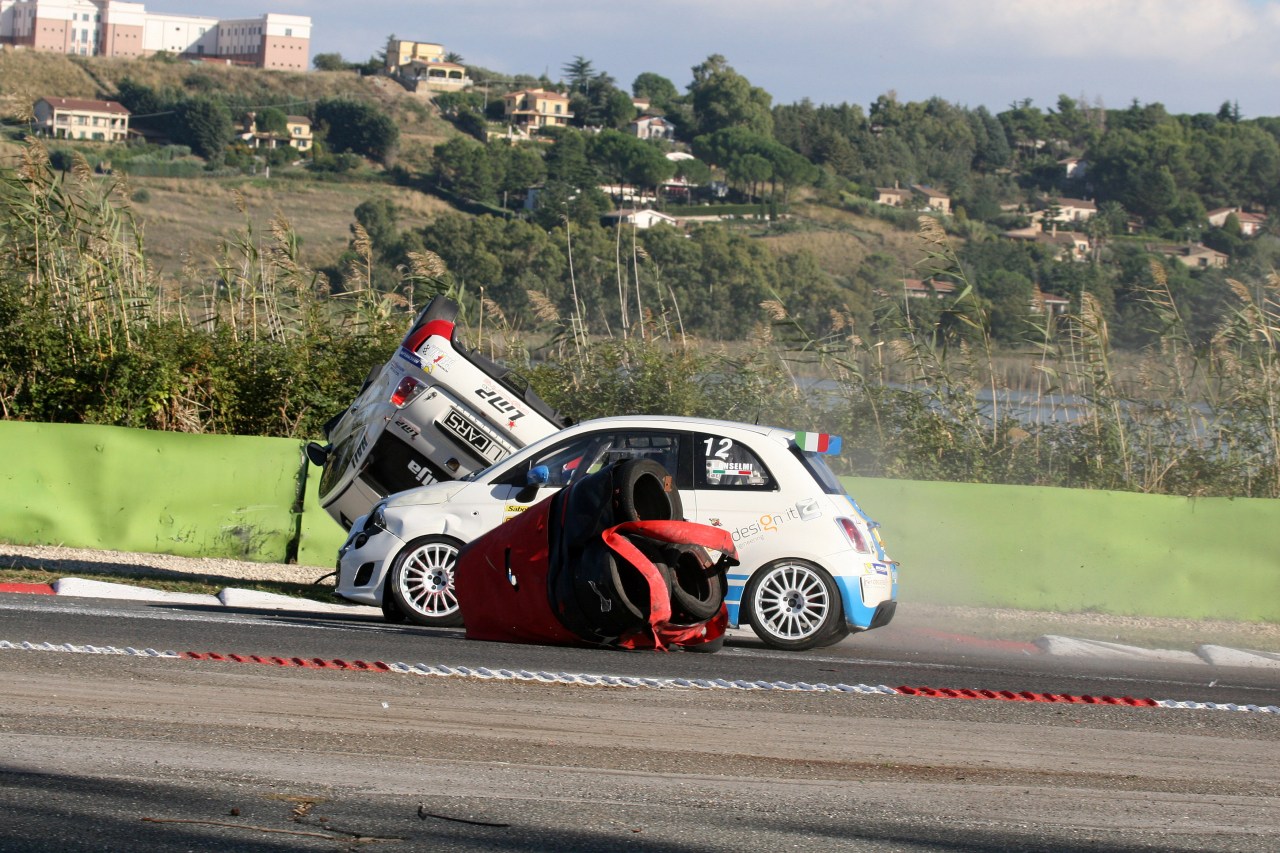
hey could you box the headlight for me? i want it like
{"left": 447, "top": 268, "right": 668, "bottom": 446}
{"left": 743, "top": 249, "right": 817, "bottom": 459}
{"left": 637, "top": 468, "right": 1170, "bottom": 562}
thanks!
{"left": 365, "top": 503, "right": 387, "bottom": 534}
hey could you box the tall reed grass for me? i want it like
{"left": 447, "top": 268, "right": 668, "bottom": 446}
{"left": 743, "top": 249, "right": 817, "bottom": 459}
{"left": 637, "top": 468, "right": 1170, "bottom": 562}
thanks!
{"left": 3, "top": 142, "right": 1277, "bottom": 496}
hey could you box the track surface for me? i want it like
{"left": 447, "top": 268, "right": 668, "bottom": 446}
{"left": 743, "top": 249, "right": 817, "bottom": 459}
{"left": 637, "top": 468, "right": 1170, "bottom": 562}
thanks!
{"left": 2, "top": 593, "right": 1278, "bottom": 851}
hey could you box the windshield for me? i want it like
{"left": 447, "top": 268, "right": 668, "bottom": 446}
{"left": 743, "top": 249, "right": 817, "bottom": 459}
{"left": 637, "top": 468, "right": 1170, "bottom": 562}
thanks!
{"left": 791, "top": 447, "right": 845, "bottom": 495}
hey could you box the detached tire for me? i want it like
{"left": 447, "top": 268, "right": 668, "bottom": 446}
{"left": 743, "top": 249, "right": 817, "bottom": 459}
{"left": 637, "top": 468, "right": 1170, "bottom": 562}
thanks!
{"left": 612, "top": 459, "right": 682, "bottom": 521}
{"left": 666, "top": 546, "right": 724, "bottom": 622}
{"left": 743, "top": 560, "right": 843, "bottom": 651}
{"left": 386, "top": 535, "right": 465, "bottom": 627}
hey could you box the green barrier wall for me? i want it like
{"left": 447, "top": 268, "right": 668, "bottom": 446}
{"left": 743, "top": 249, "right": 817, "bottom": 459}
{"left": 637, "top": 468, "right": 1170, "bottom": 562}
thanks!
{"left": 843, "top": 476, "right": 1280, "bottom": 622}
{"left": 296, "top": 461, "right": 352, "bottom": 568}
{"left": 0, "top": 422, "right": 304, "bottom": 562}
{"left": 1, "top": 421, "right": 1276, "bottom": 622}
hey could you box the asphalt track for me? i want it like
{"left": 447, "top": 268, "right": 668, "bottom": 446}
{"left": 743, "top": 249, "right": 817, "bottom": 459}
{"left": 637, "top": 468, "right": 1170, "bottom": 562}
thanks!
{"left": 2, "top": 590, "right": 1277, "bottom": 706}
{"left": 1, "top": 592, "right": 1278, "bottom": 851}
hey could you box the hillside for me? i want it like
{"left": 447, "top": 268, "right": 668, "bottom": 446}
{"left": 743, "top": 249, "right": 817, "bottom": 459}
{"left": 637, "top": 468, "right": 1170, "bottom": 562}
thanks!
{"left": 0, "top": 49, "right": 464, "bottom": 274}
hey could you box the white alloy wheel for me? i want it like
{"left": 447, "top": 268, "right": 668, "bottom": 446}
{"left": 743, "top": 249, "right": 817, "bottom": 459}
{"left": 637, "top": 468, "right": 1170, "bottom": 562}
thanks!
{"left": 386, "top": 536, "right": 464, "bottom": 627}
{"left": 745, "top": 560, "right": 842, "bottom": 651}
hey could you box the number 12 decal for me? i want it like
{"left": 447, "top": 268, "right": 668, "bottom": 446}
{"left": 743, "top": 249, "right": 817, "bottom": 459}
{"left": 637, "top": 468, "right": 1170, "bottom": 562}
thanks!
{"left": 703, "top": 437, "right": 733, "bottom": 459}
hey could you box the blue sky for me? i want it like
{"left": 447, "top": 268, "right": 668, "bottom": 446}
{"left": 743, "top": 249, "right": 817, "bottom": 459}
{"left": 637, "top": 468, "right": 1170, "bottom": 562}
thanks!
{"left": 177, "top": 1, "right": 1280, "bottom": 117}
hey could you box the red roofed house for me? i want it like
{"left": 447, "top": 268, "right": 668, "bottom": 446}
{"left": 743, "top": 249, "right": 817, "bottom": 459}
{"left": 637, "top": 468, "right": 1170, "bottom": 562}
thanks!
{"left": 33, "top": 97, "right": 130, "bottom": 142}
{"left": 502, "top": 88, "right": 573, "bottom": 133}
{"left": 901, "top": 278, "right": 956, "bottom": 299}
{"left": 1207, "top": 207, "right": 1267, "bottom": 237}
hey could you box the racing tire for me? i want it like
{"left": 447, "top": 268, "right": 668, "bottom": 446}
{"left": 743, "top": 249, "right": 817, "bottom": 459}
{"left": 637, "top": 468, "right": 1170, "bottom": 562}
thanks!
{"left": 679, "top": 635, "right": 725, "bottom": 654}
{"left": 666, "top": 545, "right": 724, "bottom": 623}
{"left": 380, "top": 593, "right": 408, "bottom": 624}
{"left": 612, "top": 459, "right": 683, "bottom": 522}
{"left": 743, "top": 559, "right": 843, "bottom": 652}
{"left": 813, "top": 620, "right": 851, "bottom": 648}
{"left": 386, "top": 535, "right": 465, "bottom": 628}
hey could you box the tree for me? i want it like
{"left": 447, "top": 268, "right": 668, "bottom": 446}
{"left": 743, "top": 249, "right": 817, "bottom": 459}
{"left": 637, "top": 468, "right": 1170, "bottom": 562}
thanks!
{"left": 600, "top": 89, "right": 638, "bottom": 129}
{"left": 444, "top": 51, "right": 464, "bottom": 64}
{"left": 315, "top": 98, "right": 399, "bottom": 165}
{"left": 252, "top": 107, "right": 289, "bottom": 136}
{"left": 687, "top": 54, "right": 774, "bottom": 137}
{"left": 432, "top": 136, "right": 498, "bottom": 203}
{"left": 313, "top": 53, "right": 348, "bottom": 72}
{"left": 588, "top": 130, "right": 675, "bottom": 191}
{"left": 171, "top": 96, "right": 232, "bottom": 161}
{"left": 562, "top": 56, "right": 595, "bottom": 94}
{"left": 632, "top": 72, "right": 679, "bottom": 111}
{"left": 353, "top": 198, "right": 399, "bottom": 250}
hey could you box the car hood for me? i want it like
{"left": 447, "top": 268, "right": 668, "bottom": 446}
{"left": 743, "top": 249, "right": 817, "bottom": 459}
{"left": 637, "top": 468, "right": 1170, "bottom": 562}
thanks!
{"left": 383, "top": 481, "right": 471, "bottom": 509}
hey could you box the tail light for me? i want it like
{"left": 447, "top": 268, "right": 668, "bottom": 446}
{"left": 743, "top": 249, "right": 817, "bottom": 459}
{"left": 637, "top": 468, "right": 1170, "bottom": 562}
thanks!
{"left": 390, "top": 376, "right": 424, "bottom": 408}
{"left": 838, "top": 517, "right": 870, "bottom": 553}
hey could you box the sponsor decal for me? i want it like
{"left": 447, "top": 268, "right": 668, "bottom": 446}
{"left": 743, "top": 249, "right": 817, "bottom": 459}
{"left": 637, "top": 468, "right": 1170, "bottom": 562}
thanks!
{"left": 440, "top": 409, "right": 507, "bottom": 464}
{"left": 796, "top": 497, "right": 822, "bottom": 520}
{"left": 397, "top": 348, "right": 423, "bottom": 368}
{"left": 503, "top": 504, "right": 530, "bottom": 521}
{"left": 475, "top": 387, "right": 525, "bottom": 425}
{"left": 706, "top": 462, "right": 754, "bottom": 477}
{"left": 420, "top": 344, "right": 455, "bottom": 371}
{"left": 406, "top": 459, "right": 439, "bottom": 486}
{"left": 708, "top": 518, "right": 723, "bottom": 527}
{"left": 352, "top": 433, "right": 370, "bottom": 466}
{"left": 727, "top": 500, "right": 824, "bottom": 543}
{"left": 393, "top": 417, "right": 419, "bottom": 440}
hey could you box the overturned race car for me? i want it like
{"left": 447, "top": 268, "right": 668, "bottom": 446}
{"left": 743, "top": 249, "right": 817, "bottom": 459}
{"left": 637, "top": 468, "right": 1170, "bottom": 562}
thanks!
{"left": 307, "top": 296, "right": 565, "bottom": 529}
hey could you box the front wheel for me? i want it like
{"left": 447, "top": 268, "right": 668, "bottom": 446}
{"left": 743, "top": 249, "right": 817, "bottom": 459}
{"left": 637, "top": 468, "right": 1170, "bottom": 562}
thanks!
{"left": 743, "top": 560, "right": 843, "bottom": 651}
{"left": 385, "top": 536, "right": 465, "bottom": 627}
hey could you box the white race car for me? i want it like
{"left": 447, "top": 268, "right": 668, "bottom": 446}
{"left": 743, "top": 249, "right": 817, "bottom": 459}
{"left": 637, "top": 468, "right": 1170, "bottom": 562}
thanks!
{"left": 308, "top": 297, "right": 565, "bottom": 529}
{"left": 336, "top": 416, "right": 898, "bottom": 651}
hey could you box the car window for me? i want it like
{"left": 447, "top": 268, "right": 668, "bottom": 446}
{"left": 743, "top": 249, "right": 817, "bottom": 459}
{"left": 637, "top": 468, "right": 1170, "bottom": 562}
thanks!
{"left": 495, "top": 430, "right": 685, "bottom": 488}
{"left": 695, "top": 432, "right": 775, "bottom": 491}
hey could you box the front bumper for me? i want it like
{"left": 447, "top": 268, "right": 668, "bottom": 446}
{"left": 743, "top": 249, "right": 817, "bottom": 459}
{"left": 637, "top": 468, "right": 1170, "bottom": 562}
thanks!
{"left": 334, "top": 520, "right": 404, "bottom": 606}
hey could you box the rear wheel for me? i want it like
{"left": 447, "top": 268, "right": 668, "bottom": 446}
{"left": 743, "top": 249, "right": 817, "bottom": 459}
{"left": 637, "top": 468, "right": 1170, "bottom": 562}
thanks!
{"left": 386, "top": 536, "right": 464, "bottom": 627}
{"left": 744, "top": 560, "right": 843, "bottom": 651}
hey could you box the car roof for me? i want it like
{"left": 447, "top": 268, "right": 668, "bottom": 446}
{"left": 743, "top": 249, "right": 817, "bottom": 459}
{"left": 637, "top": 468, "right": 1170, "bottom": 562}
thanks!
{"left": 558, "top": 415, "right": 795, "bottom": 442}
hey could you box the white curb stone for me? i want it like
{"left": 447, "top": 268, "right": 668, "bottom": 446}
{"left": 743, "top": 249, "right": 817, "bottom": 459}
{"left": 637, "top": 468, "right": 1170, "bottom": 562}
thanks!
{"left": 1035, "top": 635, "right": 1205, "bottom": 665}
{"left": 52, "top": 577, "right": 222, "bottom": 607}
{"left": 217, "top": 587, "right": 381, "bottom": 616}
{"left": 1195, "top": 644, "right": 1280, "bottom": 669}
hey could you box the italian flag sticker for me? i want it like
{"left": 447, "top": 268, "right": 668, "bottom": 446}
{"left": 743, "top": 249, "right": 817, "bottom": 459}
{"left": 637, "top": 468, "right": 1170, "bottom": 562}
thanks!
{"left": 795, "top": 432, "right": 842, "bottom": 453}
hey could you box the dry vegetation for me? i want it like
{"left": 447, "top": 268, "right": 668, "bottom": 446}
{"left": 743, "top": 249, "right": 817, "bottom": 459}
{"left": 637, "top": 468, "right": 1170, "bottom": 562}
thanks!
{"left": 128, "top": 175, "right": 450, "bottom": 274}
{"left": 759, "top": 200, "right": 935, "bottom": 278}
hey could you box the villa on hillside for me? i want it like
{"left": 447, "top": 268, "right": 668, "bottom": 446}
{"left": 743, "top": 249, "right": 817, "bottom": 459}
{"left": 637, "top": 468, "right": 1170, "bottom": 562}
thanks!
{"left": 502, "top": 88, "right": 573, "bottom": 133}
{"left": 900, "top": 278, "right": 956, "bottom": 299}
{"left": 32, "top": 96, "right": 129, "bottom": 142}
{"left": 1207, "top": 207, "right": 1266, "bottom": 237}
{"left": 1147, "top": 242, "right": 1229, "bottom": 269}
{"left": 384, "top": 38, "right": 470, "bottom": 90}
{"left": 237, "top": 111, "right": 312, "bottom": 151}
{"left": 875, "top": 184, "right": 951, "bottom": 214}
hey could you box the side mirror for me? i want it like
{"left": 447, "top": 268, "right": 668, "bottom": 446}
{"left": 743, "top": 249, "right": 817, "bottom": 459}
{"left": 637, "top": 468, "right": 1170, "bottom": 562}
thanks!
{"left": 515, "top": 465, "right": 551, "bottom": 504}
{"left": 305, "top": 442, "right": 330, "bottom": 467}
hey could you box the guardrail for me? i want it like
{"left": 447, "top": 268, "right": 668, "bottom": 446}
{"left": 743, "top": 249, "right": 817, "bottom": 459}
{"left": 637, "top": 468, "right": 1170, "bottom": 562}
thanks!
{"left": 1, "top": 421, "right": 1276, "bottom": 622}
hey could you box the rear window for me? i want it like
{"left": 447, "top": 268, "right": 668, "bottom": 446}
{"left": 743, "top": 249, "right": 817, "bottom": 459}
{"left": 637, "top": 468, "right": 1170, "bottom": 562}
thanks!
{"left": 792, "top": 448, "right": 845, "bottom": 495}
